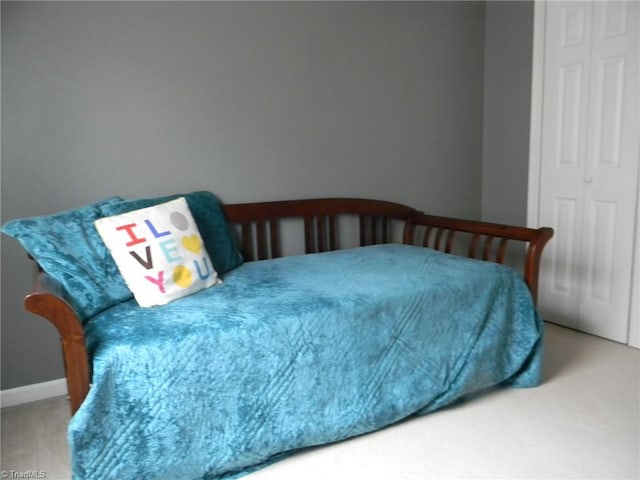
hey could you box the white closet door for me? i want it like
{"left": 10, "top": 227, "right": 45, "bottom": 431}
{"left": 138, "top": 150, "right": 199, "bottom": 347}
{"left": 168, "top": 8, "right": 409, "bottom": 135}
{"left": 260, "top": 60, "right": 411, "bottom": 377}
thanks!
{"left": 537, "top": 1, "right": 639, "bottom": 343}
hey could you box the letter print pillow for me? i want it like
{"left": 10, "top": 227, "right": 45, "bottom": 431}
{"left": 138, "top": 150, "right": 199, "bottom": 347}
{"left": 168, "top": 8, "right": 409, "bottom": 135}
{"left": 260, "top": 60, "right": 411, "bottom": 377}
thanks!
{"left": 95, "top": 197, "right": 220, "bottom": 307}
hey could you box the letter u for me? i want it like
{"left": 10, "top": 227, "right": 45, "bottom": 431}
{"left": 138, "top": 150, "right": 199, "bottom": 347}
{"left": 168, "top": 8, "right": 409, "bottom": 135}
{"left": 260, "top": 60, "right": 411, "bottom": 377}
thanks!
{"left": 193, "top": 257, "right": 212, "bottom": 280}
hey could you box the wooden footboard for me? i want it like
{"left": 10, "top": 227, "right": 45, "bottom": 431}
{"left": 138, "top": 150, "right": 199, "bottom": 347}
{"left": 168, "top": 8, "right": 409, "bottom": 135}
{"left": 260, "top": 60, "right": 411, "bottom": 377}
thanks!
{"left": 22, "top": 198, "right": 552, "bottom": 415}
{"left": 403, "top": 214, "right": 553, "bottom": 303}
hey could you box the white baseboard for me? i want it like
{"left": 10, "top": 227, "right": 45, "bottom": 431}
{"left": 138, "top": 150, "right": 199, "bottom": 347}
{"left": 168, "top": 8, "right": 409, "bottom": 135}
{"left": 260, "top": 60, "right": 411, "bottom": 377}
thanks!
{"left": 1, "top": 378, "right": 68, "bottom": 408}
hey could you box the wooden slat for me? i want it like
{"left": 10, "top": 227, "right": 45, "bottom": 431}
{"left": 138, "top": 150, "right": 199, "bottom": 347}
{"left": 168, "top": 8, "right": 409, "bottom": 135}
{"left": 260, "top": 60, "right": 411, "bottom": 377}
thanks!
{"left": 469, "top": 233, "right": 481, "bottom": 258}
{"left": 423, "top": 226, "right": 433, "bottom": 248}
{"left": 317, "top": 216, "right": 326, "bottom": 252}
{"left": 328, "top": 215, "right": 337, "bottom": 250}
{"left": 381, "top": 217, "right": 388, "bottom": 243}
{"left": 359, "top": 215, "right": 367, "bottom": 246}
{"left": 256, "top": 220, "right": 267, "bottom": 260}
{"left": 445, "top": 230, "right": 456, "bottom": 253}
{"left": 482, "top": 236, "right": 494, "bottom": 261}
{"left": 434, "top": 228, "right": 445, "bottom": 251}
{"left": 241, "top": 223, "right": 254, "bottom": 261}
{"left": 304, "top": 216, "right": 314, "bottom": 253}
{"left": 402, "top": 222, "right": 416, "bottom": 245}
{"left": 369, "top": 217, "right": 377, "bottom": 244}
{"left": 269, "top": 219, "right": 281, "bottom": 258}
{"left": 496, "top": 237, "right": 509, "bottom": 264}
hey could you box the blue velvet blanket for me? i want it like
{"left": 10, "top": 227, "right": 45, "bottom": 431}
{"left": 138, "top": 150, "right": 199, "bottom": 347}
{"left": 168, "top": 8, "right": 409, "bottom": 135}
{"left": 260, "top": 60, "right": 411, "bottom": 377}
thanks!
{"left": 69, "top": 244, "right": 543, "bottom": 480}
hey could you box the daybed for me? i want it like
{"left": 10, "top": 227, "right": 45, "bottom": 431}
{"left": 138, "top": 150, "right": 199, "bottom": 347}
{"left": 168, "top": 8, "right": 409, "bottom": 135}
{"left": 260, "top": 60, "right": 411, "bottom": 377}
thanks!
{"left": 3, "top": 192, "right": 553, "bottom": 480}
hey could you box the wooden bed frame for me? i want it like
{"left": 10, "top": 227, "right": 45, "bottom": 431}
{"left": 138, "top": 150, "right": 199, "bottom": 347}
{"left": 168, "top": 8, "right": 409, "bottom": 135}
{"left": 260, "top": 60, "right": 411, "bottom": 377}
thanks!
{"left": 23, "top": 198, "right": 553, "bottom": 414}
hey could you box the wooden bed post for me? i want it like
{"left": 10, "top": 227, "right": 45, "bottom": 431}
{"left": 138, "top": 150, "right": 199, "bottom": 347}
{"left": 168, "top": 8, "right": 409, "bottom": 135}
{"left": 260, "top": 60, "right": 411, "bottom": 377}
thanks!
{"left": 522, "top": 226, "right": 554, "bottom": 303}
{"left": 24, "top": 280, "right": 90, "bottom": 415}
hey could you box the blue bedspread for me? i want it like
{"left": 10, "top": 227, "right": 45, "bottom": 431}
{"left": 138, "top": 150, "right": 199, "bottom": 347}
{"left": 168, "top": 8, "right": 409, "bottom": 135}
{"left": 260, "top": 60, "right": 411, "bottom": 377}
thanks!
{"left": 69, "top": 244, "right": 543, "bottom": 480}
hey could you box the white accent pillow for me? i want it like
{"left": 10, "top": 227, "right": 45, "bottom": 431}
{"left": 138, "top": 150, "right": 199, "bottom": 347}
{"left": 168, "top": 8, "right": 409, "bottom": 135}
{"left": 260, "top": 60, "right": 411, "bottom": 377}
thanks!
{"left": 95, "top": 197, "right": 220, "bottom": 307}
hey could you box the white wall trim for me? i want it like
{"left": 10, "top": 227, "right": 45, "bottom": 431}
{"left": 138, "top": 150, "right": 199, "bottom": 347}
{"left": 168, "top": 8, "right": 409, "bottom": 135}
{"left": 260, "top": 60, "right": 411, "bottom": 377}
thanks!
{"left": 527, "top": 0, "right": 546, "bottom": 229}
{"left": 1, "top": 378, "right": 68, "bottom": 408}
{"left": 630, "top": 158, "right": 640, "bottom": 348}
{"left": 629, "top": 18, "right": 640, "bottom": 348}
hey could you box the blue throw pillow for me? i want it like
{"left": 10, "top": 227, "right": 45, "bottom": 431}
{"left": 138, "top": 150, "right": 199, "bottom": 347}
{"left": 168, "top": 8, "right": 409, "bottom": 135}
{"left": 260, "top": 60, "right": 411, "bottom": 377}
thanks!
{"left": 100, "top": 191, "right": 243, "bottom": 275}
{"left": 3, "top": 192, "right": 243, "bottom": 321}
{"left": 2, "top": 196, "right": 131, "bottom": 320}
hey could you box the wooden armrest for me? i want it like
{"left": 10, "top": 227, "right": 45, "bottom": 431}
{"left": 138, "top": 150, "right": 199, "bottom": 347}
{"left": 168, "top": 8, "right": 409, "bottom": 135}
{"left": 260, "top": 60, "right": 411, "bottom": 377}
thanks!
{"left": 24, "top": 270, "right": 89, "bottom": 415}
{"left": 404, "top": 213, "right": 553, "bottom": 303}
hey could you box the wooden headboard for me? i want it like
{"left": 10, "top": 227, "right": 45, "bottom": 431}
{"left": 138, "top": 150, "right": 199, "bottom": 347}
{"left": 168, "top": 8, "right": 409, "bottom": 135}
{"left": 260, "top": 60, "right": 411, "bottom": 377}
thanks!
{"left": 223, "top": 198, "right": 415, "bottom": 261}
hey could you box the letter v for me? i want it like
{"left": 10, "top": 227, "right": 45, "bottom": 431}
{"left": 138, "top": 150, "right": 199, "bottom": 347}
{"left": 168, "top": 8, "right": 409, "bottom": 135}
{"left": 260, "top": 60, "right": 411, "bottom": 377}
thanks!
{"left": 129, "top": 246, "right": 153, "bottom": 270}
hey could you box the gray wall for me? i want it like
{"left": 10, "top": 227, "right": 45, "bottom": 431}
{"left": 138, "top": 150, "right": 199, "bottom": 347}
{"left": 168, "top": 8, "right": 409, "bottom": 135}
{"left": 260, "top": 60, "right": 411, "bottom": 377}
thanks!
{"left": 0, "top": 1, "right": 533, "bottom": 391}
{"left": 481, "top": 1, "right": 534, "bottom": 225}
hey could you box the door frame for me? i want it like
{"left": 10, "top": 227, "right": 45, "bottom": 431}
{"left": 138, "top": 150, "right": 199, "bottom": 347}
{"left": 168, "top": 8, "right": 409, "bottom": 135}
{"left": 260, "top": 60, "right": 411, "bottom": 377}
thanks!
{"left": 527, "top": 1, "right": 546, "bottom": 232}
